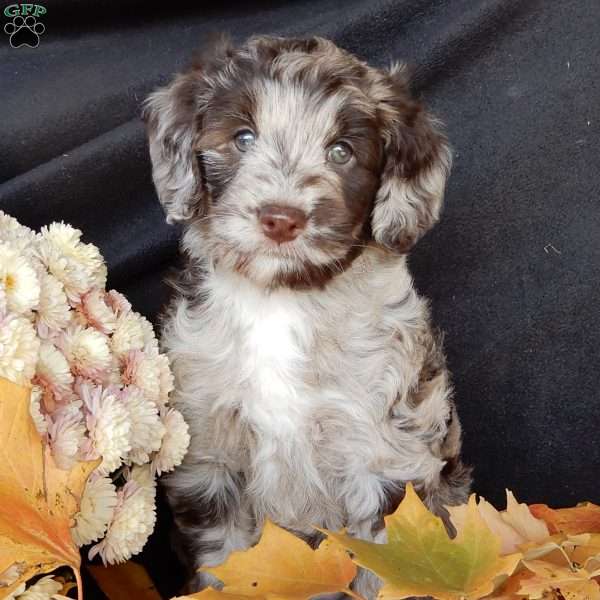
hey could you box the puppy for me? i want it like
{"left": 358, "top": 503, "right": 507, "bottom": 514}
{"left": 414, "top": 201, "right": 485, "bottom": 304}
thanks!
{"left": 144, "top": 35, "right": 471, "bottom": 597}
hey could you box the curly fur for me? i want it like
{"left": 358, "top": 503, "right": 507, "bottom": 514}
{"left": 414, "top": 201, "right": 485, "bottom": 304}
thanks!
{"left": 144, "top": 34, "right": 471, "bottom": 597}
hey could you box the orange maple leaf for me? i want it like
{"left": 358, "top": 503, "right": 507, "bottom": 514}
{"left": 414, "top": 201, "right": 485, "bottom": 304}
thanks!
{"left": 0, "top": 377, "right": 98, "bottom": 598}
{"left": 173, "top": 520, "right": 357, "bottom": 600}
{"left": 529, "top": 502, "right": 600, "bottom": 535}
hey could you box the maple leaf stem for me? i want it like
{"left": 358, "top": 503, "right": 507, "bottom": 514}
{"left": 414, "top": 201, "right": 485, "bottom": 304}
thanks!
{"left": 74, "top": 567, "right": 83, "bottom": 600}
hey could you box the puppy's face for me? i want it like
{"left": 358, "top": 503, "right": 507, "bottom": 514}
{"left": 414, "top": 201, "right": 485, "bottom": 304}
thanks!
{"left": 145, "top": 36, "right": 451, "bottom": 288}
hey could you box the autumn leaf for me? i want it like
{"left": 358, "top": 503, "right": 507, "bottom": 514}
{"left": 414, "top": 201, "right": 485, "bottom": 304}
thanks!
{"left": 484, "top": 566, "right": 534, "bottom": 599}
{"left": 501, "top": 492, "right": 549, "bottom": 544}
{"left": 518, "top": 559, "right": 600, "bottom": 600}
{"left": 174, "top": 519, "right": 357, "bottom": 600}
{"left": 0, "top": 377, "right": 98, "bottom": 599}
{"left": 174, "top": 590, "right": 257, "bottom": 600}
{"left": 448, "top": 491, "right": 550, "bottom": 556}
{"left": 529, "top": 502, "right": 600, "bottom": 535}
{"left": 488, "top": 533, "right": 600, "bottom": 599}
{"left": 321, "top": 483, "right": 521, "bottom": 600}
{"left": 174, "top": 590, "right": 252, "bottom": 600}
{"left": 87, "top": 561, "right": 163, "bottom": 600}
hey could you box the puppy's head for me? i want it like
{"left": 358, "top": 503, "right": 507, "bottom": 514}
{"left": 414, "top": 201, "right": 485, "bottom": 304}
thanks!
{"left": 144, "top": 35, "right": 451, "bottom": 288}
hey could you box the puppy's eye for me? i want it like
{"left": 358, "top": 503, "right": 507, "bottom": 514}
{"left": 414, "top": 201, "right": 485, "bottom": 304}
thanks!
{"left": 234, "top": 129, "right": 256, "bottom": 152}
{"left": 326, "top": 142, "right": 353, "bottom": 165}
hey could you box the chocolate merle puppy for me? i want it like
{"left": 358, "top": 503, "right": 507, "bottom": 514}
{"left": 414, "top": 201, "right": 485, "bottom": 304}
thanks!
{"left": 144, "top": 35, "right": 470, "bottom": 597}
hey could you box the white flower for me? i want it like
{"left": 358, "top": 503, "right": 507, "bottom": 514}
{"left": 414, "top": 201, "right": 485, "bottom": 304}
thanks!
{"left": 29, "top": 385, "right": 47, "bottom": 435}
{"left": 37, "top": 223, "right": 106, "bottom": 302}
{"left": 104, "top": 355, "right": 122, "bottom": 386}
{"left": 122, "top": 351, "right": 173, "bottom": 407}
{"left": 152, "top": 408, "right": 190, "bottom": 475}
{"left": 0, "top": 315, "right": 40, "bottom": 385}
{"left": 0, "top": 211, "right": 31, "bottom": 238}
{"left": 122, "top": 350, "right": 160, "bottom": 406}
{"left": 35, "top": 272, "right": 70, "bottom": 338}
{"left": 106, "top": 289, "right": 131, "bottom": 316}
{"left": 59, "top": 324, "right": 111, "bottom": 381}
{"left": 121, "top": 386, "right": 165, "bottom": 465}
{"left": 111, "top": 311, "right": 157, "bottom": 357}
{"left": 0, "top": 242, "right": 40, "bottom": 316}
{"left": 0, "top": 211, "right": 37, "bottom": 257}
{"left": 88, "top": 476, "right": 156, "bottom": 565}
{"left": 138, "top": 314, "right": 159, "bottom": 354}
{"left": 12, "top": 575, "right": 70, "bottom": 599}
{"left": 71, "top": 475, "right": 118, "bottom": 547}
{"left": 157, "top": 353, "right": 174, "bottom": 405}
{"left": 79, "top": 381, "right": 131, "bottom": 475}
{"left": 34, "top": 342, "right": 73, "bottom": 411}
{"left": 47, "top": 403, "right": 85, "bottom": 470}
{"left": 5, "top": 583, "right": 26, "bottom": 599}
{"left": 79, "top": 289, "right": 117, "bottom": 334}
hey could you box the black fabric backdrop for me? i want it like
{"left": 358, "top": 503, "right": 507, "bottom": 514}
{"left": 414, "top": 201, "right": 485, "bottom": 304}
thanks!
{"left": 1, "top": 0, "right": 599, "bottom": 596}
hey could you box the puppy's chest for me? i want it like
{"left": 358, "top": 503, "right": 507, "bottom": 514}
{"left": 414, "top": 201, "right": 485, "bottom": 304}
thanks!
{"left": 216, "top": 296, "right": 372, "bottom": 453}
{"left": 236, "top": 304, "right": 313, "bottom": 432}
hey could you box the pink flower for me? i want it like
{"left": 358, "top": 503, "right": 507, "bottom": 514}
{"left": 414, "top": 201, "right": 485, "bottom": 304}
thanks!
{"left": 105, "top": 290, "right": 131, "bottom": 317}
{"left": 78, "top": 289, "right": 117, "bottom": 335}
{"left": 78, "top": 380, "right": 131, "bottom": 475}
{"left": 122, "top": 350, "right": 172, "bottom": 406}
{"left": 47, "top": 403, "right": 86, "bottom": 470}
{"left": 57, "top": 323, "right": 111, "bottom": 382}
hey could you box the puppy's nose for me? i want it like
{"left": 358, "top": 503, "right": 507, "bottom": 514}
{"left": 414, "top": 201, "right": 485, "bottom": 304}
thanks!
{"left": 259, "top": 205, "right": 307, "bottom": 243}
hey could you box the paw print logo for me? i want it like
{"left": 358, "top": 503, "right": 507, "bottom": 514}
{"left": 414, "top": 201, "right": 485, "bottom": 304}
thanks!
{"left": 4, "top": 15, "right": 45, "bottom": 48}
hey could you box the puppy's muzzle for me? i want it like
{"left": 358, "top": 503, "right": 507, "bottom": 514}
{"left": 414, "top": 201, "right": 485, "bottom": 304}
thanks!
{"left": 259, "top": 205, "right": 307, "bottom": 244}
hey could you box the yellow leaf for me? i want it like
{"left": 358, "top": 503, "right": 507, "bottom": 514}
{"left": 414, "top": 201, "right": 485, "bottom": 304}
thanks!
{"left": 171, "top": 588, "right": 251, "bottom": 600}
{"left": 518, "top": 533, "right": 600, "bottom": 568}
{"left": 518, "top": 559, "right": 600, "bottom": 599}
{"left": 501, "top": 492, "right": 549, "bottom": 545}
{"left": 529, "top": 502, "right": 600, "bottom": 535}
{"left": 173, "top": 591, "right": 252, "bottom": 600}
{"left": 321, "top": 483, "right": 521, "bottom": 600}
{"left": 449, "top": 496, "right": 526, "bottom": 555}
{"left": 0, "top": 377, "right": 98, "bottom": 598}
{"left": 87, "top": 561, "right": 163, "bottom": 600}
{"left": 176, "top": 520, "right": 357, "bottom": 600}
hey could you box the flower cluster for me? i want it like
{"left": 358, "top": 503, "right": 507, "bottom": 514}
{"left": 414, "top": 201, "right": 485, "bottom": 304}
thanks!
{"left": 0, "top": 212, "right": 190, "bottom": 564}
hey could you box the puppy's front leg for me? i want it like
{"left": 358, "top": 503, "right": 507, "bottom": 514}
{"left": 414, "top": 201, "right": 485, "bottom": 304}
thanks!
{"left": 164, "top": 459, "right": 257, "bottom": 593}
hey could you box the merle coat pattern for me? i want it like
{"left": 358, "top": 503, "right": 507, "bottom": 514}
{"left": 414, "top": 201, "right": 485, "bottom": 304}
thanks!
{"left": 144, "top": 35, "right": 471, "bottom": 597}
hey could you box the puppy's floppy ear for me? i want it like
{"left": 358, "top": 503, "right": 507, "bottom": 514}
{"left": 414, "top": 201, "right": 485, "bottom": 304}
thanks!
{"left": 142, "top": 34, "right": 234, "bottom": 224}
{"left": 371, "top": 64, "right": 452, "bottom": 253}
